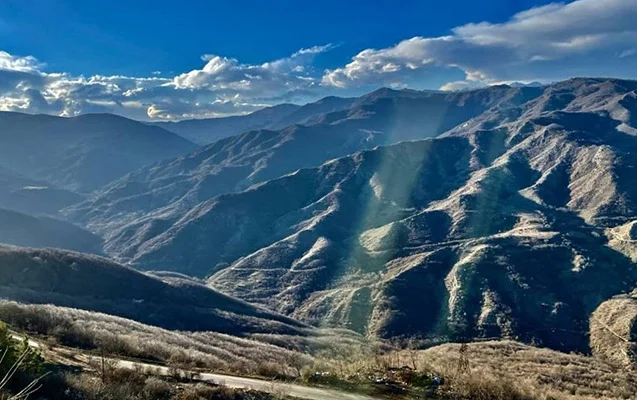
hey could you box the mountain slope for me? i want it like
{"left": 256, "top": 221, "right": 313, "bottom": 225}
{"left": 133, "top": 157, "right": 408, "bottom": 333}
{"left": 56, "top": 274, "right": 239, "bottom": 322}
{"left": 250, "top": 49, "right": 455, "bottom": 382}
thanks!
{"left": 267, "top": 96, "right": 356, "bottom": 130}
{"left": 0, "top": 164, "right": 83, "bottom": 215}
{"left": 0, "top": 208, "right": 102, "bottom": 253}
{"left": 154, "top": 96, "right": 358, "bottom": 145}
{"left": 86, "top": 78, "right": 637, "bottom": 353}
{"left": 0, "top": 245, "right": 304, "bottom": 334}
{"left": 66, "top": 85, "right": 542, "bottom": 251}
{"left": 154, "top": 103, "right": 301, "bottom": 144}
{"left": 0, "top": 112, "right": 197, "bottom": 192}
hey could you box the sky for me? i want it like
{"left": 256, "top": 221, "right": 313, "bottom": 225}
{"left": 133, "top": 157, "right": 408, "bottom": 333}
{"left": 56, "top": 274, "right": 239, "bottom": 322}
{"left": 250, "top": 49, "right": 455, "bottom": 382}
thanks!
{"left": 0, "top": 0, "right": 636, "bottom": 121}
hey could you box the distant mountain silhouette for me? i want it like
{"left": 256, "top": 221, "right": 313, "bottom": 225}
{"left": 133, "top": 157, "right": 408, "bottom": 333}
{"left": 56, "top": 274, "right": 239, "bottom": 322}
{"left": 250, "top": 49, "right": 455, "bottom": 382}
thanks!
{"left": 153, "top": 103, "right": 301, "bottom": 144}
{"left": 0, "top": 164, "right": 83, "bottom": 215}
{"left": 0, "top": 208, "right": 102, "bottom": 254}
{"left": 0, "top": 112, "right": 197, "bottom": 192}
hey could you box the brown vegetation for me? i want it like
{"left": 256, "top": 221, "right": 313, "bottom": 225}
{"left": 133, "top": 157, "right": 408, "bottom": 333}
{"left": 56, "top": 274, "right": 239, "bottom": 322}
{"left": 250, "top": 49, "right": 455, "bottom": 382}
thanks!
{"left": 0, "top": 301, "right": 365, "bottom": 379}
{"left": 590, "top": 295, "right": 637, "bottom": 368}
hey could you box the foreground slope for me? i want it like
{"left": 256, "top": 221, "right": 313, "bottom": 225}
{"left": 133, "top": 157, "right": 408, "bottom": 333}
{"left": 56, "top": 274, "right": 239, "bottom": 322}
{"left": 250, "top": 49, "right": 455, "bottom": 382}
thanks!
{"left": 93, "top": 78, "right": 637, "bottom": 352}
{"left": 0, "top": 245, "right": 304, "bottom": 335}
{"left": 0, "top": 112, "right": 197, "bottom": 192}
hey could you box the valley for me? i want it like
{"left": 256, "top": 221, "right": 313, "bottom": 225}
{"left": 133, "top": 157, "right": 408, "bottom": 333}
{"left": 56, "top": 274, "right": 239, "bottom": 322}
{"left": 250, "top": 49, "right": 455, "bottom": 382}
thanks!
{"left": 0, "top": 77, "right": 636, "bottom": 399}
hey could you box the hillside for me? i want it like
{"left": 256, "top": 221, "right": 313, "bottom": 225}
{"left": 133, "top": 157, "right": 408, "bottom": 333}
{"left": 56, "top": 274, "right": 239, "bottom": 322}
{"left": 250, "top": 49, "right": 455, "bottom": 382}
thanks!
{"left": 0, "top": 112, "right": 197, "bottom": 192}
{"left": 154, "top": 96, "right": 358, "bottom": 145}
{"left": 0, "top": 164, "right": 83, "bottom": 215}
{"left": 77, "top": 78, "right": 637, "bottom": 353}
{"left": 154, "top": 103, "right": 301, "bottom": 144}
{"left": 0, "top": 208, "right": 102, "bottom": 253}
{"left": 0, "top": 245, "right": 305, "bottom": 335}
{"left": 65, "top": 85, "right": 541, "bottom": 250}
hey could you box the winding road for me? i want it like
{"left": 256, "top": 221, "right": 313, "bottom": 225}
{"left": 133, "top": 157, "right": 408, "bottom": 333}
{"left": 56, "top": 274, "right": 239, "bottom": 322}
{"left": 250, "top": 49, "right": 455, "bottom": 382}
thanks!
{"left": 15, "top": 333, "right": 382, "bottom": 400}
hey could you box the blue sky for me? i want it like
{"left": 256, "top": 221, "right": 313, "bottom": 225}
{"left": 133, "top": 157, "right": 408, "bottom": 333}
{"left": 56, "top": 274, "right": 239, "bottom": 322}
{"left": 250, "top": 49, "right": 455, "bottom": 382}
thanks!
{"left": 1, "top": 0, "right": 556, "bottom": 76}
{"left": 0, "top": 0, "right": 636, "bottom": 120}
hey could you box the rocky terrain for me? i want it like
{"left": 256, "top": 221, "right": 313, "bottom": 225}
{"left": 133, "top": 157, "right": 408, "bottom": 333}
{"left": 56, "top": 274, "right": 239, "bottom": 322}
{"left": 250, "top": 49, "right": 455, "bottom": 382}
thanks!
{"left": 66, "top": 85, "right": 542, "bottom": 255}
{"left": 2, "top": 78, "right": 637, "bottom": 357}
{"left": 60, "top": 78, "right": 637, "bottom": 353}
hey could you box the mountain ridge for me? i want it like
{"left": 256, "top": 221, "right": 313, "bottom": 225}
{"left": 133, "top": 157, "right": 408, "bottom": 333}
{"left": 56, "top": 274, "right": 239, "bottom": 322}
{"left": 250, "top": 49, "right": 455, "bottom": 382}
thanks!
{"left": 63, "top": 77, "right": 637, "bottom": 353}
{"left": 0, "top": 245, "right": 305, "bottom": 335}
{"left": 0, "top": 111, "right": 197, "bottom": 192}
{"left": 65, "top": 84, "right": 542, "bottom": 250}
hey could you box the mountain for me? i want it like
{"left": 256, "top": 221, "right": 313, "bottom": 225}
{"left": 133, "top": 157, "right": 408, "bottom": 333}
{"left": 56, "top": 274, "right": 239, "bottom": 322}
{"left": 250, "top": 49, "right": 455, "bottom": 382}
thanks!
{"left": 0, "top": 112, "right": 197, "bottom": 192}
{"left": 267, "top": 96, "right": 356, "bottom": 129}
{"left": 72, "top": 78, "right": 637, "bottom": 353}
{"left": 0, "top": 164, "right": 83, "bottom": 216}
{"left": 153, "top": 103, "right": 301, "bottom": 145}
{"left": 0, "top": 208, "right": 102, "bottom": 253}
{"left": 154, "top": 96, "right": 358, "bottom": 145}
{"left": 66, "top": 85, "right": 542, "bottom": 251}
{"left": 0, "top": 245, "right": 305, "bottom": 334}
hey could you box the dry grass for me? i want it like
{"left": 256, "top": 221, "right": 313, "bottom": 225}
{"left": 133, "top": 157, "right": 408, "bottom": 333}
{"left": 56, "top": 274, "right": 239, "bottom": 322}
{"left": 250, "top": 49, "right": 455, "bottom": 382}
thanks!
{"left": 0, "top": 301, "right": 368, "bottom": 379}
{"left": 590, "top": 295, "right": 637, "bottom": 368}
{"left": 3, "top": 301, "right": 633, "bottom": 399}
{"left": 298, "top": 340, "right": 637, "bottom": 399}
{"left": 410, "top": 341, "right": 637, "bottom": 399}
{"left": 62, "top": 366, "right": 281, "bottom": 400}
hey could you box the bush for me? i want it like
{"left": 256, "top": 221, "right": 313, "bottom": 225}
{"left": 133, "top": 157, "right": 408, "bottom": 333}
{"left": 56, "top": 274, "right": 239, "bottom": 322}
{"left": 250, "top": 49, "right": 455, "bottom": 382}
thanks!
{"left": 445, "top": 372, "right": 536, "bottom": 400}
{"left": 142, "top": 377, "right": 173, "bottom": 400}
{"left": 175, "top": 384, "right": 275, "bottom": 400}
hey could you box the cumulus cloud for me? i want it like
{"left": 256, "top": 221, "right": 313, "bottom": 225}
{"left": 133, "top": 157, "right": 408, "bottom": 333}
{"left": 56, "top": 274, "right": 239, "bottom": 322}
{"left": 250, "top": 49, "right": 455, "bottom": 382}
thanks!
{"left": 322, "top": 0, "right": 637, "bottom": 90}
{"left": 1, "top": 0, "right": 637, "bottom": 119}
{"left": 0, "top": 51, "right": 44, "bottom": 73}
{"left": 0, "top": 44, "right": 334, "bottom": 120}
{"left": 172, "top": 43, "right": 335, "bottom": 95}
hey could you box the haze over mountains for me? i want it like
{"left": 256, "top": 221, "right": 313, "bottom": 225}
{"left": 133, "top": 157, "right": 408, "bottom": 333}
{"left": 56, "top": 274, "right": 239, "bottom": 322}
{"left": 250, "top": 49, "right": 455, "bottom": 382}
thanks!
{"left": 1, "top": 77, "right": 637, "bottom": 356}
{"left": 66, "top": 85, "right": 541, "bottom": 249}
{"left": 0, "top": 112, "right": 196, "bottom": 193}
{"left": 153, "top": 96, "right": 359, "bottom": 144}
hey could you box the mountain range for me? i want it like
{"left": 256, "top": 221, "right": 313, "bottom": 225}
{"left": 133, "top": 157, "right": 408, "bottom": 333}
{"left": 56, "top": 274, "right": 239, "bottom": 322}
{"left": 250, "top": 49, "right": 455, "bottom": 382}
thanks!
{"left": 1, "top": 77, "right": 636, "bottom": 356}
{"left": 64, "top": 78, "right": 637, "bottom": 353}
{"left": 66, "top": 85, "right": 542, "bottom": 254}
{"left": 0, "top": 112, "right": 196, "bottom": 192}
{"left": 153, "top": 96, "right": 357, "bottom": 144}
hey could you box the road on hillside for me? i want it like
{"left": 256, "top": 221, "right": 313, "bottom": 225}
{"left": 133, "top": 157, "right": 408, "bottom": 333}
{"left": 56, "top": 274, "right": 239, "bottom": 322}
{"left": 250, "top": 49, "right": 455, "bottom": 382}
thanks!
{"left": 13, "top": 334, "right": 382, "bottom": 400}
{"left": 108, "top": 357, "right": 381, "bottom": 400}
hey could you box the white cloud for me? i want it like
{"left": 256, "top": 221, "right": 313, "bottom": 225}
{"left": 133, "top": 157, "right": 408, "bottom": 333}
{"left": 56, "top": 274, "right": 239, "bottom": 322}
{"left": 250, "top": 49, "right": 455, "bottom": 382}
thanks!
{"left": 0, "top": 44, "right": 335, "bottom": 120}
{"left": 619, "top": 49, "right": 637, "bottom": 59}
{"left": 1, "top": 0, "right": 637, "bottom": 120}
{"left": 173, "top": 44, "right": 335, "bottom": 94}
{"left": 322, "top": 0, "right": 637, "bottom": 89}
{"left": 0, "top": 51, "right": 44, "bottom": 73}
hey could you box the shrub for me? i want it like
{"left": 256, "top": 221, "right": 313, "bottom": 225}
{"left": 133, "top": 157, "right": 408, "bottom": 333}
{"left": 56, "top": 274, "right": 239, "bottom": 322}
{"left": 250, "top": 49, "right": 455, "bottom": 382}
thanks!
{"left": 142, "top": 377, "right": 173, "bottom": 400}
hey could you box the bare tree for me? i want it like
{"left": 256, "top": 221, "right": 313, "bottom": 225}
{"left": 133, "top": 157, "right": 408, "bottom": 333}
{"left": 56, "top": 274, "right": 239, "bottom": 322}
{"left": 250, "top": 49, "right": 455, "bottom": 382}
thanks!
{"left": 0, "top": 349, "right": 48, "bottom": 400}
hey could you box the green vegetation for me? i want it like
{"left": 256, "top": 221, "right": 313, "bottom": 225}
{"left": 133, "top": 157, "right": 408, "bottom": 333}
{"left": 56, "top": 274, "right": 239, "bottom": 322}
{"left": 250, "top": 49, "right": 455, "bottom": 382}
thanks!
{"left": 0, "top": 321, "right": 46, "bottom": 399}
{"left": 0, "top": 323, "right": 44, "bottom": 375}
